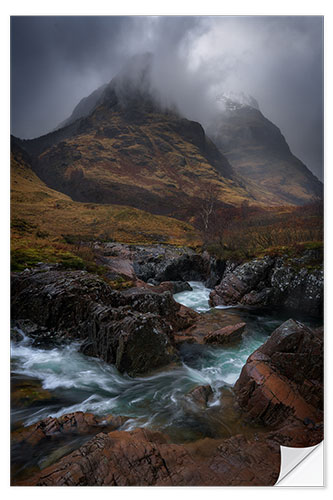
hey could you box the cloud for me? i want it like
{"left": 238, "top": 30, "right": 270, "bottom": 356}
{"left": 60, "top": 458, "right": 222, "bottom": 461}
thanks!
{"left": 10, "top": 16, "right": 323, "bottom": 180}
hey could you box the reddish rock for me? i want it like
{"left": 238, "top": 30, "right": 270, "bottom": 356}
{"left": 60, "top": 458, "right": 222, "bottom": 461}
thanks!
{"left": 204, "top": 322, "right": 246, "bottom": 345}
{"left": 234, "top": 319, "right": 323, "bottom": 432}
{"left": 187, "top": 385, "right": 213, "bottom": 408}
{"left": 11, "top": 411, "right": 128, "bottom": 447}
{"left": 17, "top": 427, "right": 281, "bottom": 486}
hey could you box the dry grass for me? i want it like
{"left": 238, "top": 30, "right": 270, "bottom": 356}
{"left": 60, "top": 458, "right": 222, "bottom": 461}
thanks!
{"left": 11, "top": 150, "right": 201, "bottom": 270}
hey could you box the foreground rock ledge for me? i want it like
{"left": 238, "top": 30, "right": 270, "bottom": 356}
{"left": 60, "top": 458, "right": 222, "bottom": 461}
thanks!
{"left": 234, "top": 319, "right": 323, "bottom": 429}
{"left": 16, "top": 427, "right": 281, "bottom": 486}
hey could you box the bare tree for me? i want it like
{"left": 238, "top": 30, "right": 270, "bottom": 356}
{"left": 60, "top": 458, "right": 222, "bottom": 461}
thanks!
{"left": 197, "top": 183, "right": 220, "bottom": 234}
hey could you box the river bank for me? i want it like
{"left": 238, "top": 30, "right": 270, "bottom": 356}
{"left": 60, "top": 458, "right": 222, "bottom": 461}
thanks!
{"left": 10, "top": 245, "right": 323, "bottom": 486}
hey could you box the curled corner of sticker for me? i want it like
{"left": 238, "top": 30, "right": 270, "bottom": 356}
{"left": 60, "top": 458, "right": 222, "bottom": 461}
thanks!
{"left": 276, "top": 441, "right": 324, "bottom": 486}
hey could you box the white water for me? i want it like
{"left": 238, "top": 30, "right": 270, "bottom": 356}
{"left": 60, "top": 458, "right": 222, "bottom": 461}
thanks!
{"left": 173, "top": 281, "right": 212, "bottom": 312}
{"left": 11, "top": 282, "right": 281, "bottom": 438}
{"left": 173, "top": 281, "right": 235, "bottom": 313}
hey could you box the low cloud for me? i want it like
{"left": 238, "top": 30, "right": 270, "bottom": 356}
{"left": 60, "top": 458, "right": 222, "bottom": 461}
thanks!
{"left": 11, "top": 16, "right": 323, "bottom": 180}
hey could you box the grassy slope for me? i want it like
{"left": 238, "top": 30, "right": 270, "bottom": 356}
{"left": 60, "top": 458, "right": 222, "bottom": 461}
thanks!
{"left": 26, "top": 106, "right": 254, "bottom": 217}
{"left": 11, "top": 148, "right": 201, "bottom": 271}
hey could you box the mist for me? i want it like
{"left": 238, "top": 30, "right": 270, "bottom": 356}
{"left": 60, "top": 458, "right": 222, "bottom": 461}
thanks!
{"left": 11, "top": 16, "right": 323, "bottom": 180}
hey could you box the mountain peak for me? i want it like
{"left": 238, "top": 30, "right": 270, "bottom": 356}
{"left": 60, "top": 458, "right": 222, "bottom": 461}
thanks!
{"left": 216, "top": 92, "right": 260, "bottom": 112}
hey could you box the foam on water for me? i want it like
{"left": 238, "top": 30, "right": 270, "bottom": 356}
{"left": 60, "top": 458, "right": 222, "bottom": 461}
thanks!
{"left": 11, "top": 282, "right": 275, "bottom": 432}
{"left": 173, "top": 281, "right": 212, "bottom": 312}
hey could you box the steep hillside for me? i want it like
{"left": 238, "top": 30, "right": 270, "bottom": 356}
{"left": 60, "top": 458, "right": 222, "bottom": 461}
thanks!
{"left": 11, "top": 143, "right": 201, "bottom": 257}
{"left": 13, "top": 56, "right": 255, "bottom": 218}
{"left": 207, "top": 97, "right": 322, "bottom": 205}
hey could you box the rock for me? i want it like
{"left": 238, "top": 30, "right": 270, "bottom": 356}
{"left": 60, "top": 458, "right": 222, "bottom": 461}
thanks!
{"left": 210, "top": 257, "right": 275, "bottom": 306}
{"left": 234, "top": 319, "right": 323, "bottom": 429}
{"left": 11, "top": 380, "right": 54, "bottom": 409}
{"left": 172, "top": 281, "right": 193, "bottom": 294}
{"left": 17, "top": 427, "right": 281, "bottom": 486}
{"left": 141, "top": 280, "right": 192, "bottom": 294}
{"left": 10, "top": 328, "right": 24, "bottom": 343}
{"left": 11, "top": 411, "right": 128, "bottom": 447}
{"left": 10, "top": 269, "right": 197, "bottom": 376}
{"left": 187, "top": 385, "right": 213, "bottom": 408}
{"left": 210, "top": 254, "right": 323, "bottom": 318}
{"left": 205, "top": 258, "right": 226, "bottom": 288}
{"left": 204, "top": 322, "right": 246, "bottom": 345}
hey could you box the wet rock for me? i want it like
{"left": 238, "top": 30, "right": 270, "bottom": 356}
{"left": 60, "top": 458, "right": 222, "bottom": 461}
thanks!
{"left": 141, "top": 280, "right": 192, "bottom": 294}
{"left": 131, "top": 245, "right": 210, "bottom": 283}
{"left": 187, "top": 385, "right": 213, "bottom": 408}
{"left": 204, "top": 322, "right": 246, "bottom": 345}
{"left": 11, "top": 411, "right": 128, "bottom": 447}
{"left": 205, "top": 258, "right": 226, "bottom": 288}
{"left": 210, "top": 254, "right": 323, "bottom": 318}
{"left": 12, "top": 319, "right": 48, "bottom": 337}
{"left": 171, "top": 281, "right": 193, "bottom": 294}
{"left": 234, "top": 319, "right": 323, "bottom": 430}
{"left": 17, "top": 427, "right": 281, "bottom": 486}
{"left": 10, "top": 328, "right": 24, "bottom": 343}
{"left": 11, "top": 380, "right": 54, "bottom": 409}
{"left": 210, "top": 257, "right": 275, "bottom": 306}
{"left": 11, "top": 269, "right": 198, "bottom": 376}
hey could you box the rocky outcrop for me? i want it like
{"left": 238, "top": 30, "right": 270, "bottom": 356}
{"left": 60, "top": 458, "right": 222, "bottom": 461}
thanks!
{"left": 11, "top": 268, "right": 198, "bottom": 376}
{"left": 234, "top": 319, "right": 323, "bottom": 430}
{"left": 12, "top": 411, "right": 128, "bottom": 447}
{"left": 210, "top": 252, "right": 323, "bottom": 317}
{"left": 187, "top": 385, "right": 213, "bottom": 408}
{"left": 204, "top": 322, "right": 246, "bottom": 345}
{"left": 17, "top": 427, "right": 281, "bottom": 486}
{"left": 133, "top": 247, "right": 208, "bottom": 283}
{"left": 94, "top": 242, "right": 222, "bottom": 287}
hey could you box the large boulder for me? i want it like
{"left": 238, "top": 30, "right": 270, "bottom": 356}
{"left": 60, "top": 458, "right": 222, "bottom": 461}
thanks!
{"left": 210, "top": 254, "right": 323, "bottom": 318}
{"left": 234, "top": 319, "right": 323, "bottom": 429}
{"left": 210, "top": 257, "right": 275, "bottom": 306}
{"left": 204, "top": 322, "right": 246, "bottom": 345}
{"left": 11, "top": 268, "right": 198, "bottom": 376}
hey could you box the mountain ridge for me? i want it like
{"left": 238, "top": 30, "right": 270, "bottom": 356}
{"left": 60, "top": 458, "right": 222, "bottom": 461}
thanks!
{"left": 13, "top": 53, "right": 322, "bottom": 216}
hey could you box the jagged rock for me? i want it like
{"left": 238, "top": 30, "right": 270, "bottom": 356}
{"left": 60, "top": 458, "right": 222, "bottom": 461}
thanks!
{"left": 205, "top": 257, "right": 226, "bottom": 288}
{"left": 187, "top": 385, "right": 213, "bottom": 408}
{"left": 16, "top": 427, "right": 281, "bottom": 486}
{"left": 210, "top": 257, "right": 275, "bottom": 306}
{"left": 234, "top": 319, "right": 323, "bottom": 428}
{"left": 11, "top": 411, "right": 128, "bottom": 447}
{"left": 10, "top": 269, "right": 198, "bottom": 376}
{"left": 210, "top": 254, "right": 323, "bottom": 317}
{"left": 141, "top": 280, "right": 192, "bottom": 294}
{"left": 10, "top": 328, "right": 24, "bottom": 343}
{"left": 204, "top": 322, "right": 246, "bottom": 345}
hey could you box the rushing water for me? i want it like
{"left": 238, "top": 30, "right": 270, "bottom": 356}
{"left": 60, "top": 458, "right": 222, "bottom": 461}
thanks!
{"left": 11, "top": 281, "right": 316, "bottom": 479}
{"left": 10, "top": 282, "right": 282, "bottom": 434}
{"left": 11, "top": 282, "right": 320, "bottom": 477}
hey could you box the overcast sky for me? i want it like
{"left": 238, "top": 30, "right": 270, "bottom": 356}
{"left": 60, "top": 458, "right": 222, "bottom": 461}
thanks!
{"left": 11, "top": 16, "right": 323, "bottom": 180}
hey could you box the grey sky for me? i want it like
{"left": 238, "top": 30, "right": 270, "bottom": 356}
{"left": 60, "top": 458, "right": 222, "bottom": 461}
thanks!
{"left": 10, "top": 16, "right": 323, "bottom": 180}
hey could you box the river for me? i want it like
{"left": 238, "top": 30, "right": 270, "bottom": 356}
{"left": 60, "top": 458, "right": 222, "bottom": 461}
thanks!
{"left": 10, "top": 281, "right": 317, "bottom": 479}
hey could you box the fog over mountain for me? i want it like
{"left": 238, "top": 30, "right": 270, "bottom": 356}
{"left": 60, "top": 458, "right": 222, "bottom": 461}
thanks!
{"left": 11, "top": 16, "right": 323, "bottom": 180}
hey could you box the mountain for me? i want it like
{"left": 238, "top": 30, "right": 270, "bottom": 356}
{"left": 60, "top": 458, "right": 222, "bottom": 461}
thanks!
{"left": 207, "top": 96, "right": 322, "bottom": 205}
{"left": 12, "top": 54, "right": 255, "bottom": 219}
{"left": 54, "top": 83, "right": 108, "bottom": 131}
{"left": 13, "top": 54, "right": 322, "bottom": 220}
{"left": 11, "top": 141, "right": 200, "bottom": 249}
